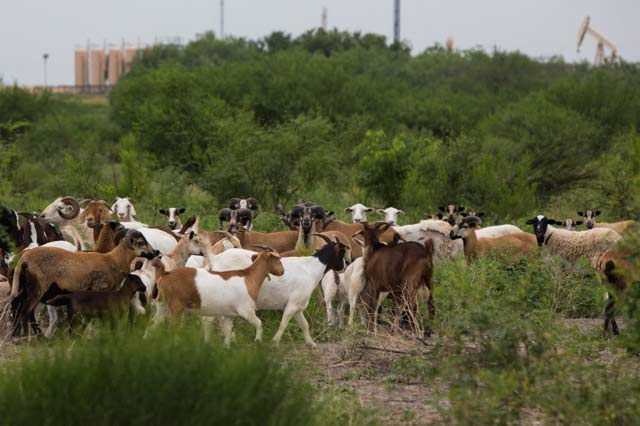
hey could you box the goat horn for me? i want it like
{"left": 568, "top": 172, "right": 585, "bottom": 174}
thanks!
{"left": 309, "top": 233, "right": 332, "bottom": 244}
{"left": 250, "top": 245, "right": 274, "bottom": 252}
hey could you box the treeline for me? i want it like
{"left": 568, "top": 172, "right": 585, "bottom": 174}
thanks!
{"left": 2, "top": 28, "right": 640, "bottom": 224}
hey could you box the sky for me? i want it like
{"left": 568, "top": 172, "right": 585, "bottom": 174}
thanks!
{"left": 1, "top": 0, "right": 639, "bottom": 86}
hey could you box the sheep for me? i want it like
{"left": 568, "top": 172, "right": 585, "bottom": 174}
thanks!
{"left": 190, "top": 234, "right": 347, "bottom": 347}
{"left": 150, "top": 248, "right": 285, "bottom": 346}
{"left": 526, "top": 215, "right": 622, "bottom": 267}
{"left": 345, "top": 203, "right": 374, "bottom": 223}
{"left": 111, "top": 197, "right": 137, "bottom": 222}
{"left": 596, "top": 247, "right": 639, "bottom": 336}
{"left": 136, "top": 227, "right": 178, "bottom": 254}
{"left": 450, "top": 216, "right": 537, "bottom": 264}
{"left": 9, "top": 229, "right": 156, "bottom": 337}
{"left": 376, "top": 207, "right": 404, "bottom": 226}
{"left": 40, "top": 196, "right": 91, "bottom": 249}
{"left": 577, "top": 209, "right": 636, "bottom": 234}
{"left": 159, "top": 207, "right": 185, "bottom": 230}
{"left": 560, "top": 219, "right": 583, "bottom": 231}
{"left": 392, "top": 219, "right": 463, "bottom": 261}
{"left": 47, "top": 274, "right": 148, "bottom": 333}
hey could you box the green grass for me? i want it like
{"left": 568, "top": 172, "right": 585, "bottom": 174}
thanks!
{"left": 0, "top": 323, "right": 372, "bottom": 426}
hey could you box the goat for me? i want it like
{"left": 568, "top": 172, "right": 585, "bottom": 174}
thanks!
{"left": 275, "top": 204, "right": 296, "bottom": 230}
{"left": 596, "top": 247, "right": 639, "bottom": 336}
{"left": 229, "top": 197, "right": 259, "bottom": 219}
{"left": 359, "top": 222, "right": 434, "bottom": 335}
{"left": 228, "top": 209, "right": 298, "bottom": 253}
{"left": 136, "top": 227, "right": 178, "bottom": 254}
{"left": 376, "top": 207, "right": 404, "bottom": 226}
{"left": 0, "top": 206, "right": 24, "bottom": 253}
{"left": 9, "top": 229, "right": 155, "bottom": 337}
{"left": 320, "top": 219, "right": 396, "bottom": 259}
{"left": 219, "top": 207, "right": 253, "bottom": 231}
{"left": 150, "top": 248, "right": 284, "bottom": 346}
{"left": 47, "top": 274, "right": 147, "bottom": 333}
{"left": 577, "top": 209, "right": 636, "bottom": 235}
{"left": 345, "top": 203, "right": 374, "bottom": 223}
{"left": 439, "top": 204, "right": 465, "bottom": 226}
{"left": 560, "top": 219, "right": 583, "bottom": 231}
{"left": 81, "top": 200, "right": 113, "bottom": 241}
{"left": 93, "top": 222, "right": 126, "bottom": 253}
{"left": 111, "top": 197, "right": 137, "bottom": 222}
{"left": 450, "top": 216, "right": 537, "bottom": 264}
{"left": 158, "top": 207, "right": 185, "bottom": 230}
{"left": 527, "top": 215, "right": 622, "bottom": 267}
{"left": 194, "top": 235, "right": 347, "bottom": 346}
{"left": 159, "top": 231, "right": 205, "bottom": 271}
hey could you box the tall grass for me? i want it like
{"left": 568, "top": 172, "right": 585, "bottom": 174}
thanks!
{"left": 0, "top": 323, "right": 345, "bottom": 425}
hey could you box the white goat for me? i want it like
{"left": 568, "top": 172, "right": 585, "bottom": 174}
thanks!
{"left": 376, "top": 207, "right": 404, "bottom": 226}
{"left": 111, "top": 197, "right": 137, "bottom": 222}
{"left": 345, "top": 203, "right": 374, "bottom": 223}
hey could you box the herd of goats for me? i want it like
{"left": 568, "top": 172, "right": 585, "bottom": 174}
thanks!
{"left": 0, "top": 196, "right": 637, "bottom": 345}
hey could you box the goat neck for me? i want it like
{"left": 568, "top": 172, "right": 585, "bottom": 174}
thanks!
{"left": 460, "top": 227, "right": 479, "bottom": 264}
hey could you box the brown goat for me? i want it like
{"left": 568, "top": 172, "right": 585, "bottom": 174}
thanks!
{"left": 449, "top": 216, "right": 537, "bottom": 264}
{"left": 321, "top": 219, "right": 396, "bottom": 258}
{"left": 47, "top": 274, "right": 147, "bottom": 332}
{"left": 358, "top": 222, "right": 434, "bottom": 335}
{"left": 93, "top": 222, "right": 126, "bottom": 253}
{"left": 81, "top": 200, "right": 113, "bottom": 241}
{"left": 597, "top": 246, "right": 640, "bottom": 336}
{"left": 9, "top": 229, "right": 155, "bottom": 337}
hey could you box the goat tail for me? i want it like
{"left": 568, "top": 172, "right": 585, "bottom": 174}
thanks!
{"left": 423, "top": 238, "right": 434, "bottom": 258}
{"left": 151, "top": 258, "right": 167, "bottom": 276}
{"left": 10, "top": 255, "right": 26, "bottom": 299}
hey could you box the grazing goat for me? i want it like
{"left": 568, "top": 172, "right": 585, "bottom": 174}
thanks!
{"left": 112, "top": 197, "right": 137, "bottom": 222}
{"left": 151, "top": 248, "right": 285, "bottom": 346}
{"left": 527, "top": 215, "right": 622, "bottom": 267}
{"left": 376, "top": 207, "right": 404, "bottom": 226}
{"left": 345, "top": 203, "right": 374, "bottom": 223}
{"left": 560, "top": 219, "right": 583, "bottom": 231}
{"left": 159, "top": 207, "right": 185, "bottom": 230}
{"left": 9, "top": 229, "right": 155, "bottom": 337}
{"left": 47, "top": 274, "right": 147, "bottom": 332}
{"left": 596, "top": 247, "right": 639, "bottom": 336}
{"left": 450, "top": 216, "right": 537, "bottom": 264}
{"left": 359, "top": 222, "right": 434, "bottom": 335}
{"left": 439, "top": 204, "right": 465, "bottom": 226}
{"left": 578, "top": 209, "right": 636, "bottom": 234}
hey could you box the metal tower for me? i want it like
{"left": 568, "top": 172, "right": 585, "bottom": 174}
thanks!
{"left": 393, "top": 0, "right": 400, "bottom": 43}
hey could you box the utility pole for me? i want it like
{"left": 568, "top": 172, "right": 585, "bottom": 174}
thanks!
{"left": 393, "top": 0, "right": 400, "bottom": 43}
{"left": 321, "top": 7, "right": 327, "bottom": 30}
{"left": 220, "top": 0, "right": 225, "bottom": 38}
{"left": 42, "top": 53, "right": 49, "bottom": 87}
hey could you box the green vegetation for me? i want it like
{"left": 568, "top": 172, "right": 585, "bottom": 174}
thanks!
{"left": 2, "top": 28, "right": 640, "bottom": 424}
{"left": 2, "top": 29, "right": 640, "bottom": 225}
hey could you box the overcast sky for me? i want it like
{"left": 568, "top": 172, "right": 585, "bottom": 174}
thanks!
{"left": 1, "top": 0, "right": 639, "bottom": 86}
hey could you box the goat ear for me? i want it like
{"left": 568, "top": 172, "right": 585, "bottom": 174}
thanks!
{"left": 344, "top": 208, "right": 353, "bottom": 213}
{"left": 189, "top": 231, "right": 195, "bottom": 240}
{"left": 577, "top": 211, "right": 584, "bottom": 217}
{"left": 178, "top": 208, "right": 186, "bottom": 214}
{"left": 526, "top": 219, "right": 535, "bottom": 225}
{"left": 477, "top": 212, "right": 485, "bottom": 217}
{"left": 251, "top": 254, "right": 258, "bottom": 262}
{"left": 397, "top": 210, "right": 404, "bottom": 215}
{"left": 364, "top": 207, "right": 374, "bottom": 213}
{"left": 159, "top": 209, "right": 167, "bottom": 215}
{"left": 376, "top": 209, "right": 385, "bottom": 214}
{"left": 576, "top": 220, "right": 583, "bottom": 225}
{"left": 457, "top": 206, "right": 465, "bottom": 212}
{"left": 460, "top": 213, "right": 468, "bottom": 217}
{"left": 595, "top": 210, "right": 601, "bottom": 216}
{"left": 438, "top": 206, "right": 446, "bottom": 212}
{"left": 561, "top": 220, "right": 567, "bottom": 226}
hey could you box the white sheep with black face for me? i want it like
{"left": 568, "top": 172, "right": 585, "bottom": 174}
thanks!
{"left": 527, "top": 215, "right": 622, "bottom": 267}
{"left": 111, "top": 197, "right": 137, "bottom": 222}
{"left": 345, "top": 203, "right": 374, "bottom": 223}
{"left": 376, "top": 207, "right": 404, "bottom": 226}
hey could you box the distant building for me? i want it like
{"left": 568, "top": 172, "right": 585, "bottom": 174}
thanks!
{"left": 74, "top": 49, "right": 89, "bottom": 87}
